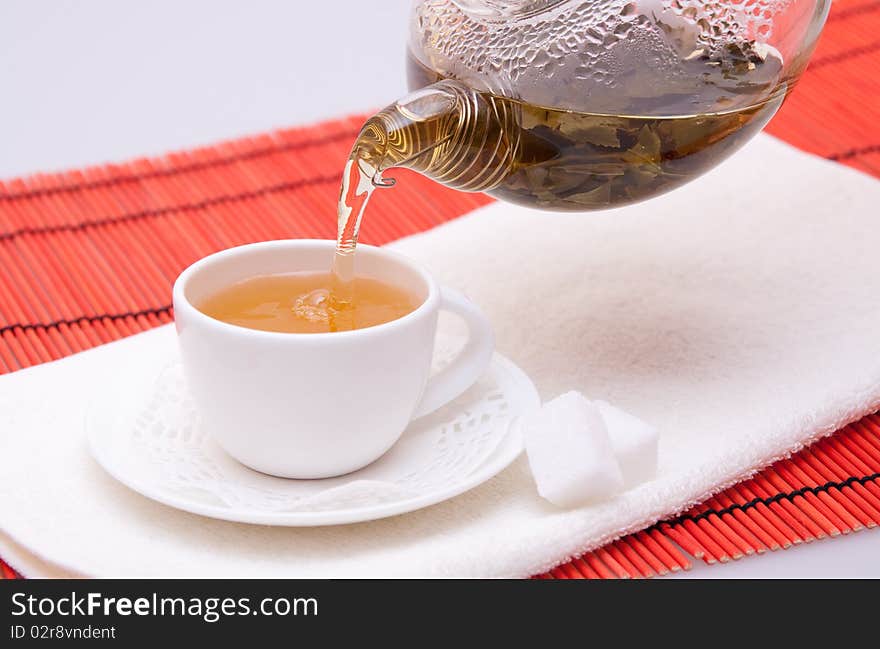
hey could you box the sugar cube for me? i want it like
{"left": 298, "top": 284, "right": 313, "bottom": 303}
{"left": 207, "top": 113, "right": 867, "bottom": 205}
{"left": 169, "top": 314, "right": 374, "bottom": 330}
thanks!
{"left": 595, "top": 400, "right": 659, "bottom": 487}
{"left": 524, "top": 391, "right": 624, "bottom": 508}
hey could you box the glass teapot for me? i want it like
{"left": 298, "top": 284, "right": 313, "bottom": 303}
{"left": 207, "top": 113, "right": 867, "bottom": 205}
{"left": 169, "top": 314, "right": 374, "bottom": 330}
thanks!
{"left": 348, "top": 0, "right": 831, "bottom": 211}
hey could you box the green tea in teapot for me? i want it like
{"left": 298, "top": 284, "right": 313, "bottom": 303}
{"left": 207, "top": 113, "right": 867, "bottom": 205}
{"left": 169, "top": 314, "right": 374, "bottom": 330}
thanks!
{"left": 402, "top": 50, "right": 786, "bottom": 210}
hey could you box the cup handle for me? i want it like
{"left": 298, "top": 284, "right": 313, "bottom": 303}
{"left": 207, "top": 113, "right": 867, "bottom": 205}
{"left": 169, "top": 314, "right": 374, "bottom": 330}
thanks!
{"left": 412, "top": 286, "right": 494, "bottom": 420}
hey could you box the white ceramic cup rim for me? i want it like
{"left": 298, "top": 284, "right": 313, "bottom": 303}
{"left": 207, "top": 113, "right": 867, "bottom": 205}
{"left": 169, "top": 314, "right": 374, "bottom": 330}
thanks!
{"left": 172, "top": 239, "right": 438, "bottom": 341}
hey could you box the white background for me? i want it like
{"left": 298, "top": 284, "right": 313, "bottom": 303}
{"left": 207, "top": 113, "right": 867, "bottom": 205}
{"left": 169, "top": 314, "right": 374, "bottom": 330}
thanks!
{"left": 0, "top": 0, "right": 411, "bottom": 177}
{"left": 0, "top": 0, "right": 876, "bottom": 577}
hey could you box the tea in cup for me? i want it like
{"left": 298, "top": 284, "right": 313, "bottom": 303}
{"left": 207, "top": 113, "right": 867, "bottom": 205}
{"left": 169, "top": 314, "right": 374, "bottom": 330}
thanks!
{"left": 197, "top": 272, "right": 419, "bottom": 334}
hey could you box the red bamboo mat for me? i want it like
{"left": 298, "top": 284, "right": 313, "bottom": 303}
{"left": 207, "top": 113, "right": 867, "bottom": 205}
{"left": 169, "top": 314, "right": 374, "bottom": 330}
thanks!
{"left": 1, "top": 0, "right": 878, "bottom": 579}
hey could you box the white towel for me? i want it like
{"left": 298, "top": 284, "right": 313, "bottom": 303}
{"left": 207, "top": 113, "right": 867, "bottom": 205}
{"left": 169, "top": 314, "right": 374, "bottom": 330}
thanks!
{"left": 2, "top": 134, "right": 880, "bottom": 578}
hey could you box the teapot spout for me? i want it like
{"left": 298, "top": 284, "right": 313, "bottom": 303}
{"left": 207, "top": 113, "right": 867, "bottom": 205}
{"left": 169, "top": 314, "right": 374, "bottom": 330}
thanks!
{"left": 349, "top": 80, "right": 519, "bottom": 193}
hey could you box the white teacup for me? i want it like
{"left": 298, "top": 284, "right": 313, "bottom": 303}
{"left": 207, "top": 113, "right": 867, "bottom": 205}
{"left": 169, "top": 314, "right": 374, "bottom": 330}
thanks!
{"left": 172, "top": 240, "right": 494, "bottom": 479}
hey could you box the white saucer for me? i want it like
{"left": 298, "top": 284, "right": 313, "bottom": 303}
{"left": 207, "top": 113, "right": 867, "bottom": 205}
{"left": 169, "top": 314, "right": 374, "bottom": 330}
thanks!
{"left": 87, "top": 348, "right": 539, "bottom": 526}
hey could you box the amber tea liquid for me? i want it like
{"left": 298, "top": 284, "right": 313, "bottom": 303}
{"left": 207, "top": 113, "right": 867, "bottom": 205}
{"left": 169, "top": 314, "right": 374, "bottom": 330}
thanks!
{"left": 197, "top": 273, "right": 418, "bottom": 334}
